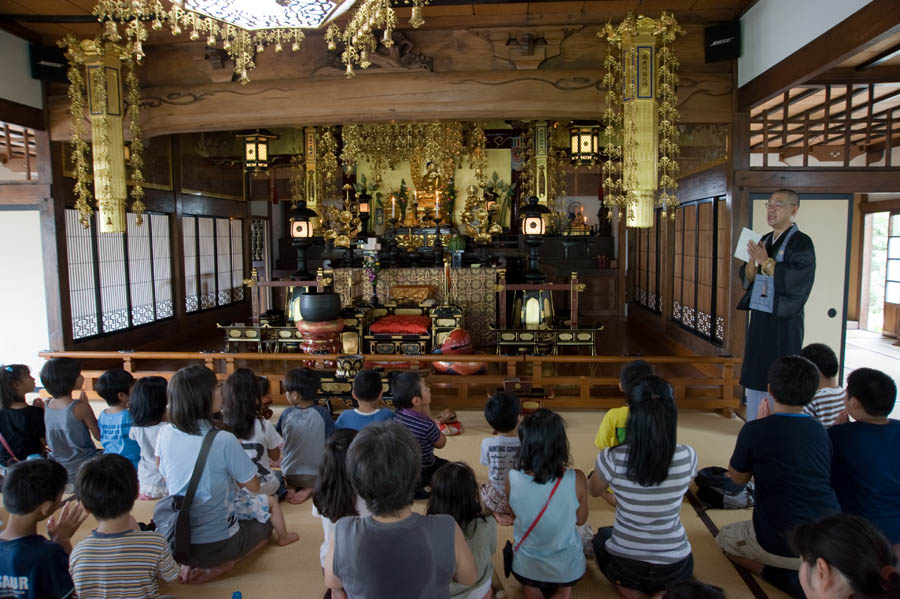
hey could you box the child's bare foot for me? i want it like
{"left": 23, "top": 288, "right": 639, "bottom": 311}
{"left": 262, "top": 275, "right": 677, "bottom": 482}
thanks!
{"left": 492, "top": 511, "right": 514, "bottom": 526}
{"left": 178, "top": 565, "right": 193, "bottom": 584}
{"left": 285, "top": 487, "right": 313, "bottom": 504}
{"left": 278, "top": 532, "right": 300, "bottom": 546}
{"left": 187, "top": 561, "right": 236, "bottom": 584}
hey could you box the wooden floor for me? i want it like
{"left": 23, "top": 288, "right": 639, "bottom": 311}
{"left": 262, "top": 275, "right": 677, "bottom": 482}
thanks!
{"left": 0, "top": 406, "right": 790, "bottom": 599}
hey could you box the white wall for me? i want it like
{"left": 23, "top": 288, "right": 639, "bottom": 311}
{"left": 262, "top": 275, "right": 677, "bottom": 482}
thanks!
{"left": 0, "top": 30, "right": 43, "bottom": 109}
{"left": 739, "top": 0, "right": 872, "bottom": 87}
{"left": 0, "top": 210, "right": 51, "bottom": 378}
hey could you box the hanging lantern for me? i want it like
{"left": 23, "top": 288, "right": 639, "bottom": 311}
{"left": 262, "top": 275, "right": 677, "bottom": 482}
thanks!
{"left": 83, "top": 40, "right": 127, "bottom": 234}
{"left": 569, "top": 123, "right": 601, "bottom": 165}
{"left": 600, "top": 14, "right": 684, "bottom": 229}
{"left": 238, "top": 130, "right": 278, "bottom": 173}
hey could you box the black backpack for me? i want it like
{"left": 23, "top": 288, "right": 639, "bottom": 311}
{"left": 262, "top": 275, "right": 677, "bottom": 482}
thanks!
{"left": 695, "top": 466, "right": 754, "bottom": 509}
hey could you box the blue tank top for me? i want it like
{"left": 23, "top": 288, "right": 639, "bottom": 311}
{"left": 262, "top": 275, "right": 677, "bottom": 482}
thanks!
{"left": 44, "top": 400, "right": 98, "bottom": 481}
{"left": 509, "top": 468, "right": 585, "bottom": 583}
{"left": 98, "top": 409, "right": 141, "bottom": 469}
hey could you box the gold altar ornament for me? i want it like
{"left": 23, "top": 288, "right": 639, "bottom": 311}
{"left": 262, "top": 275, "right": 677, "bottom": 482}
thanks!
{"left": 601, "top": 14, "right": 684, "bottom": 228}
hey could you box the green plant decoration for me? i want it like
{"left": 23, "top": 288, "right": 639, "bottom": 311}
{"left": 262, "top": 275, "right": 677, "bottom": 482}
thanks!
{"left": 485, "top": 172, "right": 515, "bottom": 228}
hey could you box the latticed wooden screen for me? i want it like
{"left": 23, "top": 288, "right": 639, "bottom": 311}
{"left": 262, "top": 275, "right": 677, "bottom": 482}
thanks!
{"left": 65, "top": 209, "right": 173, "bottom": 340}
{"left": 632, "top": 209, "right": 662, "bottom": 314}
{"left": 183, "top": 215, "right": 244, "bottom": 313}
{"left": 673, "top": 197, "right": 727, "bottom": 344}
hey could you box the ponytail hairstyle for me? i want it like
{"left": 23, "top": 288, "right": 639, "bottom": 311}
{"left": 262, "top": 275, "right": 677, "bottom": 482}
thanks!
{"left": 427, "top": 461, "right": 487, "bottom": 535}
{"left": 792, "top": 513, "right": 900, "bottom": 599}
{"left": 222, "top": 368, "right": 262, "bottom": 441}
{"left": 313, "top": 428, "right": 359, "bottom": 522}
{"left": 624, "top": 376, "right": 677, "bottom": 486}
{"left": 516, "top": 408, "right": 570, "bottom": 485}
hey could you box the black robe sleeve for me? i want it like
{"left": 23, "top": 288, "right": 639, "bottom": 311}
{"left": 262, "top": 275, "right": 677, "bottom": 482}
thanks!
{"left": 773, "top": 232, "right": 815, "bottom": 319}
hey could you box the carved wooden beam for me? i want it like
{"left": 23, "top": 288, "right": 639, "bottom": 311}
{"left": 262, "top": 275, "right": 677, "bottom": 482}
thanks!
{"left": 48, "top": 69, "right": 731, "bottom": 140}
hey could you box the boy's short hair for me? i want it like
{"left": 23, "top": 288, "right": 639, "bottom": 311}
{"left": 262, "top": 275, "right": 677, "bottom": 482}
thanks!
{"left": 283, "top": 367, "right": 320, "bottom": 400}
{"left": 95, "top": 368, "right": 135, "bottom": 407}
{"left": 2, "top": 459, "right": 68, "bottom": 515}
{"left": 76, "top": 454, "right": 137, "bottom": 520}
{"left": 846, "top": 367, "right": 897, "bottom": 418}
{"left": 800, "top": 343, "right": 839, "bottom": 379}
{"left": 39, "top": 357, "right": 82, "bottom": 398}
{"left": 346, "top": 422, "right": 419, "bottom": 516}
{"left": 390, "top": 372, "right": 422, "bottom": 410}
{"left": 620, "top": 360, "right": 654, "bottom": 395}
{"left": 484, "top": 391, "right": 520, "bottom": 432}
{"left": 768, "top": 355, "right": 819, "bottom": 406}
{"left": 352, "top": 369, "right": 383, "bottom": 403}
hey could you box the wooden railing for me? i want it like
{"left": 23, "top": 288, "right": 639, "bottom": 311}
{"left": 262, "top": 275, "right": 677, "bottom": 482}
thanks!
{"left": 36, "top": 351, "right": 741, "bottom": 414}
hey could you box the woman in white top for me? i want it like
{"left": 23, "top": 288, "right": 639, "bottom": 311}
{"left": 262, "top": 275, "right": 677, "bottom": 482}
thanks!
{"left": 156, "top": 366, "right": 272, "bottom": 584}
{"left": 589, "top": 376, "right": 697, "bottom": 599}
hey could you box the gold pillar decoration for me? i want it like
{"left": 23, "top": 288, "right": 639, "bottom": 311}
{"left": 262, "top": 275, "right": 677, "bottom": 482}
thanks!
{"left": 534, "top": 121, "right": 549, "bottom": 204}
{"left": 83, "top": 40, "right": 128, "bottom": 234}
{"left": 304, "top": 127, "right": 319, "bottom": 212}
{"left": 601, "top": 14, "right": 684, "bottom": 229}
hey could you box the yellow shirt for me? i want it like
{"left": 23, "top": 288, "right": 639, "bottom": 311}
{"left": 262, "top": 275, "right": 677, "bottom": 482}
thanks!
{"left": 594, "top": 406, "right": 629, "bottom": 449}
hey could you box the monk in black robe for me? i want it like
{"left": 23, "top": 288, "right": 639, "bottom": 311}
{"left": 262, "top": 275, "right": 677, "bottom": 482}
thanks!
{"left": 737, "top": 189, "right": 816, "bottom": 420}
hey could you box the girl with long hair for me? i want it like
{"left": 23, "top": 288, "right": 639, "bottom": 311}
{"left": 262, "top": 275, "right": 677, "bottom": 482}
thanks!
{"left": 427, "top": 462, "right": 497, "bottom": 599}
{"left": 589, "top": 376, "right": 698, "bottom": 599}
{"left": 222, "top": 368, "right": 298, "bottom": 547}
{"left": 506, "top": 408, "right": 589, "bottom": 599}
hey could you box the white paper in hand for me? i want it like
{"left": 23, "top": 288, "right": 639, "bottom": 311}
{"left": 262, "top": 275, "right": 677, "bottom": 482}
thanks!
{"left": 734, "top": 227, "right": 763, "bottom": 263}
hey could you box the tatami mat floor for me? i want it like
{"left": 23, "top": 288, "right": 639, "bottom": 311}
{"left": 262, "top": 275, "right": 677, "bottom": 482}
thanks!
{"left": 1, "top": 407, "right": 789, "bottom": 599}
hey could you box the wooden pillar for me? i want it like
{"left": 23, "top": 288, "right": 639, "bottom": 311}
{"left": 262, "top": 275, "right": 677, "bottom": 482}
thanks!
{"left": 170, "top": 135, "right": 186, "bottom": 324}
{"left": 46, "top": 140, "right": 71, "bottom": 350}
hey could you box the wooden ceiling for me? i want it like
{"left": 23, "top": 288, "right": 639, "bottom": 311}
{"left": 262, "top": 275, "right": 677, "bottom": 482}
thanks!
{"left": 0, "top": 0, "right": 758, "bottom": 42}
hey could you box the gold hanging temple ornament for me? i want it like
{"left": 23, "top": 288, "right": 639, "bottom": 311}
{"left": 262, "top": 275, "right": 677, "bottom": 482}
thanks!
{"left": 62, "top": 37, "right": 146, "bottom": 233}
{"left": 601, "top": 14, "right": 684, "bottom": 229}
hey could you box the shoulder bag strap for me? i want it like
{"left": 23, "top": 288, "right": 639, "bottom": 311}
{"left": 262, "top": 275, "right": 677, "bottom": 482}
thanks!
{"left": 181, "top": 429, "right": 219, "bottom": 512}
{"left": 513, "top": 473, "right": 564, "bottom": 552}
{"left": 0, "top": 432, "right": 18, "bottom": 463}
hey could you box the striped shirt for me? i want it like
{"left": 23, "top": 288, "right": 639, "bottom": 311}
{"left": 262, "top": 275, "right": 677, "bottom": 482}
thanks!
{"left": 596, "top": 444, "right": 697, "bottom": 564}
{"left": 804, "top": 386, "right": 846, "bottom": 427}
{"left": 394, "top": 409, "right": 441, "bottom": 467}
{"left": 70, "top": 529, "right": 179, "bottom": 599}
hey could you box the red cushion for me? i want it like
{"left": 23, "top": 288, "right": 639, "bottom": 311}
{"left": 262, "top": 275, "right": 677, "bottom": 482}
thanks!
{"left": 369, "top": 315, "right": 431, "bottom": 335}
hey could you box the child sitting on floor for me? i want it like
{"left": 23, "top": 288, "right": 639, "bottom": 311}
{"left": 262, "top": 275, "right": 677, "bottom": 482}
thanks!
{"left": 222, "top": 368, "right": 298, "bottom": 546}
{"left": 128, "top": 376, "right": 168, "bottom": 500}
{"left": 96, "top": 368, "right": 141, "bottom": 470}
{"left": 479, "top": 391, "right": 521, "bottom": 525}
{"left": 335, "top": 369, "right": 393, "bottom": 430}
{"left": 391, "top": 372, "right": 448, "bottom": 500}
{"left": 828, "top": 367, "right": 900, "bottom": 560}
{"left": 40, "top": 357, "right": 100, "bottom": 483}
{"left": 799, "top": 343, "right": 846, "bottom": 426}
{"left": 324, "top": 422, "right": 476, "bottom": 599}
{"left": 427, "top": 461, "right": 497, "bottom": 599}
{"left": 0, "top": 459, "right": 88, "bottom": 598}
{"left": 508, "top": 408, "right": 589, "bottom": 599}
{"left": 312, "top": 428, "right": 370, "bottom": 569}
{"left": 594, "top": 360, "right": 653, "bottom": 450}
{"left": 717, "top": 355, "right": 840, "bottom": 575}
{"left": 70, "top": 453, "right": 179, "bottom": 598}
{"left": 0, "top": 365, "right": 45, "bottom": 466}
{"left": 277, "top": 367, "right": 335, "bottom": 505}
